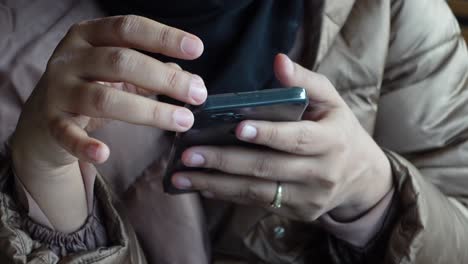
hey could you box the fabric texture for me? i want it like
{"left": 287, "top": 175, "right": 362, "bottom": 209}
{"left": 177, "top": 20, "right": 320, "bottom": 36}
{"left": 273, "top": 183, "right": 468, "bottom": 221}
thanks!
{"left": 0, "top": 0, "right": 467, "bottom": 263}
{"left": 23, "top": 198, "right": 107, "bottom": 258}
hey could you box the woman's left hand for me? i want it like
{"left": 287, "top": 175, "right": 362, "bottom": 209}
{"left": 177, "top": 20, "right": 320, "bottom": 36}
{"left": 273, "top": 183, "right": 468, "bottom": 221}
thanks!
{"left": 172, "top": 54, "right": 392, "bottom": 222}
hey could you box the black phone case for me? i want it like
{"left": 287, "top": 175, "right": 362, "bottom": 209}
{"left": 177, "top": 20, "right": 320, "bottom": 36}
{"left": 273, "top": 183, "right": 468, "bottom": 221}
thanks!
{"left": 163, "top": 87, "right": 309, "bottom": 194}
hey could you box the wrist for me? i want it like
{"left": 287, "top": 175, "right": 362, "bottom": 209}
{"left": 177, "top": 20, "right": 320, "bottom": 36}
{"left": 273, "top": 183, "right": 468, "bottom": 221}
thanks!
{"left": 12, "top": 145, "right": 89, "bottom": 232}
{"left": 320, "top": 188, "right": 395, "bottom": 247}
{"left": 330, "top": 148, "right": 393, "bottom": 222}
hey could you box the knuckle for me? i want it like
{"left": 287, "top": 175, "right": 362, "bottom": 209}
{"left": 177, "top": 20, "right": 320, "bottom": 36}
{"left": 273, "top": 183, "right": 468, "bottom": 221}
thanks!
{"left": 291, "top": 125, "right": 311, "bottom": 153}
{"left": 68, "top": 136, "right": 81, "bottom": 155}
{"left": 194, "top": 178, "right": 209, "bottom": 191}
{"left": 212, "top": 151, "right": 228, "bottom": 171}
{"left": 114, "top": 15, "right": 140, "bottom": 42}
{"left": 65, "top": 82, "right": 88, "bottom": 113}
{"left": 242, "top": 184, "right": 262, "bottom": 202}
{"left": 264, "top": 126, "right": 278, "bottom": 144}
{"left": 49, "top": 118, "right": 64, "bottom": 141}
{"left": 49, "top": 119, "right": 79, "bottom": 152}
{"left": 252, "top": 155, "right": 273, "bottom": 178}
{"left": 158, "top": 25, "right": 172, "bottom": 49}
{"left": 108, "top": 49, "right": 133, "bottom": 74}
{"left": 165, "top": 69, "right": 185, "bottom": 91}
{"left": 301, "top": 166, "right": 317, "bottom": 182}
{"left": 62, "top": 82, "right": 89, "bottom": 114}
{"left": 306, "top": 197, "right": 326, "bottom": 211}
{"left": 92, "top": 86, "right": 113, "bottom": 113}
{"left": 47, "top": 54, "right": 69, "bottom": 69}
{"left": 150, "top": 104, "right": 161, "bottom": 123}
{"left": 166, "top": 62, "right": 182, "bottom": 70}
{"left": 317, "top": 175, "right": 337, "bottom": 190}
{"left": 47, "top": 51, "right": 79, "bottom": 71}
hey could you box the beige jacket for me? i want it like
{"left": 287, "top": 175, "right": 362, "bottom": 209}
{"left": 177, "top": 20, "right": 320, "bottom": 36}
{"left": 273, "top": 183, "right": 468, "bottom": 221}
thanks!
{"left": 0, "top": 0, "right": 467, "bottom": 263}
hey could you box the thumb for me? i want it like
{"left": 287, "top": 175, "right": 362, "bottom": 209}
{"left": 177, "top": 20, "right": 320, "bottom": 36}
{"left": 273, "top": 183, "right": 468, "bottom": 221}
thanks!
{"left": 274, "top": 54, "right": 343, "bottom": 107}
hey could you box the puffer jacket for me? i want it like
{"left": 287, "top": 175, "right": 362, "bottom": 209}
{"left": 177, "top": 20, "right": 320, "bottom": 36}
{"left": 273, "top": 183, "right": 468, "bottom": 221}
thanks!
{"left": 0, "top": 0, "right": 467, "bottom": 263}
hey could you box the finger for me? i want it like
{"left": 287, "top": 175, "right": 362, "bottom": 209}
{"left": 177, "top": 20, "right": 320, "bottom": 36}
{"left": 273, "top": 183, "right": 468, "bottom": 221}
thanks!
{"left": 119, "top": 82, "right": 156, "bottom": 97}
{"left": 59, "top": 81, "right": 194, "bottom": 131}
{"left": 96, "top": 81, "right": 156, "bottom": 97}
{"left": 49, "top": 117, "right": 110, "bottom": 164}
{"left": 174, "top": 171, "right": 328, "bottom": 221}
{"left": 273, "top": 54, "right": 343, "bottom": 107}
{"left": 172, "top": 172, "right": 278, "bottom": 207}
{"left": 234, "top": 120, "right": 330, "bottom": 155}
{"left": 181, "top": 146, "right": 320, "bottom": 182}
{"left": 77, "top": 47, "right": 207, "bottom": 105}
{"left": 165, "top": 62, "right": 182, "bottom": 70}
{"left": 74, "top": 15, "right": 203, "bottom": 59}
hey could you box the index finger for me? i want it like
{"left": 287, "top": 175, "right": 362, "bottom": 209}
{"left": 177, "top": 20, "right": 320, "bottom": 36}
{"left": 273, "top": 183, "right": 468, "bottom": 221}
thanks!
{"left": 73, "top": 15, "right": 203, "bottom": 59}
{"left": 235, "top": 120, "right": 330, "bottom": 155}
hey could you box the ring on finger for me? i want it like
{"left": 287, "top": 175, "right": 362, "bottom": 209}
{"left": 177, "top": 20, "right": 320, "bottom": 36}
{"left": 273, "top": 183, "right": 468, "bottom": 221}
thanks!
{"left": 270, "top": 181, "right": 283, "bottom": 209}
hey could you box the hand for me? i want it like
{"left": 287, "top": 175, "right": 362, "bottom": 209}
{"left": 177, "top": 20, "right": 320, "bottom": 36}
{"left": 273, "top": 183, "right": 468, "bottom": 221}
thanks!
{"left": 172, "top": 54, "right": 392, "bottom": 222}
{"left": 10, "top": 15, "right": 206, "bottom": 231}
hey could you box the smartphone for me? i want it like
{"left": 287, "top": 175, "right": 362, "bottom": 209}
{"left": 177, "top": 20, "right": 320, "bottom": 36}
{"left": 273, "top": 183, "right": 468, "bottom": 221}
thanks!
{"left": 163, "top": 87, "right": 309, "bottom": 194}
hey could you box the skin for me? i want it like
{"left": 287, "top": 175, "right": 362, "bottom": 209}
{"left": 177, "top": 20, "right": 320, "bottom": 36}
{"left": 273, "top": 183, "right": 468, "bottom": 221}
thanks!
{"left": 172, "top": 54, "right": 393, "bottom": 222}
{"left": 11, "top": 14, "right": 391, "bottom": 235}
{"left": 10, "top": 15, "right": 207, "bottom": 233}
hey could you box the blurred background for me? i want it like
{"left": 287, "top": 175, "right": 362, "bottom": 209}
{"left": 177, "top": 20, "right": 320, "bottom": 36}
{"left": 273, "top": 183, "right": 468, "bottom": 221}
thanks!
{"left": 448, "top": 0, "right": 468, "bottom": 42}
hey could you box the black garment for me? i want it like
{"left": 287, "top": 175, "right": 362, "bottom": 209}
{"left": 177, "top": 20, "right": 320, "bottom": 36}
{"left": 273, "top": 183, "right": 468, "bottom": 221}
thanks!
{"left": 98, "top": 0, "right": 303, "bottom": 95}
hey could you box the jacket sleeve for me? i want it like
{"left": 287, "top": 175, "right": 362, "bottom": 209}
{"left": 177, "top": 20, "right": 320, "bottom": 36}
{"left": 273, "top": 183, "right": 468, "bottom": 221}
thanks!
{"left": 0, "top": 144, "right": 147, "bottom": 263}
{"left": 371, "top": 0, "right": 468, "bottom": 263}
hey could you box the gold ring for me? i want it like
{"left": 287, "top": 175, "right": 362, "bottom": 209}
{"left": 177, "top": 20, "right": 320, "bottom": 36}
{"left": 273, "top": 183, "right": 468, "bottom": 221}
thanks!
{"left": 270, "top": 181, "right": 283, "bottom": 209}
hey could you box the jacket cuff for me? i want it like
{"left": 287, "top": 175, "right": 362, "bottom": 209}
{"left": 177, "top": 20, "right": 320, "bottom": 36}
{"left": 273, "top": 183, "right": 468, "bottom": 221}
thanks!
{"left": 320, "top": 188, "right": 394, "bottom": 248}
{"left": 379, "top": 150, "right": 466, "bottom": 263}
{"left": 23, "top": 197, "right": 108, "bottom": 258}
{"left": 0, "top": 141, "right": 131, "bottom": 260}
{"left": 332, "top": 149, "right": 468, "bottom": 263}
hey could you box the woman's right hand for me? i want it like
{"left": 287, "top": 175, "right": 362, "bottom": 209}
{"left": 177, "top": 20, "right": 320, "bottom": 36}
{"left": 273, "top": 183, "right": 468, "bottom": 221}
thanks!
{"left": 12, "top": 15, "right": 205, "bottom": 172}
{"left": 9, "top": 15, "right": 206, "bottom": 231}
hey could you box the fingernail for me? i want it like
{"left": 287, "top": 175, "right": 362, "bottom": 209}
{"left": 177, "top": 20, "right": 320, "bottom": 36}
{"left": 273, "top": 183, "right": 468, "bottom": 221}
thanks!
{"left": 186, "top": 152, "right": 205, "bottom": 166}
{"left": 173, "top": 176, "right": 192, "bottom": 189}
{"left": 201, "top": 191, "right": 214, "bottom": 198}
{"left": 239, "top": 124, "right": 257, "bottom": 140}
{"left": 181, "top": 36, "right": 203, "bottom": 57}
{"left": 283, "top": 55, "right": 294, "bottom": 76}
{"left": 86, "top": 144, "right": 101, "bottom": 161}
{"left": 173, "top": 109, "right": 193, "bottom": 128}
{"left": 189, "top": 75, "right": 207, "bottom": 104}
